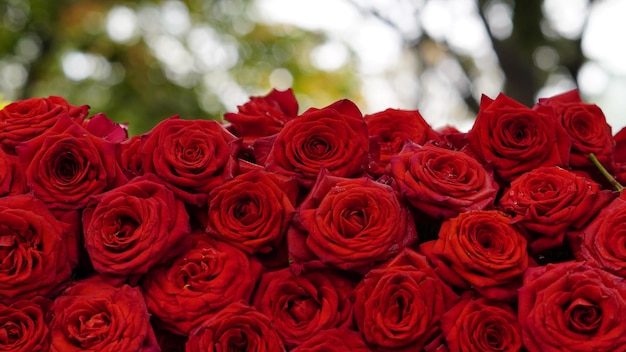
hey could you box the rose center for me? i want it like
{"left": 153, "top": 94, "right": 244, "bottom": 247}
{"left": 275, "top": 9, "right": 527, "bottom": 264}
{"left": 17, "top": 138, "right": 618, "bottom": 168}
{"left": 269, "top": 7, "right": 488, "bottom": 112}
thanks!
{"left": 305, "top": 137, "right": 331, "bottom": 160}
{"left": 0, "top": 321, "right": 22, "bottom": 345}
{"left": 565, "top": 298, "right": 602, "bottom": 334}
{"left": 341, "top": 209, "right": 367, "bottom": 238}
{"left": 54, "top": 152, "right": 86, "bottom": 185}
{"left": 233, "top": 199, "right": 260, "bottom": 226}
{"left": 68, "top": 312, "right": 111, "bottom": 347}
{"left": 103, "top": 217, "right": 139, "bottom": 252}
{"left": 287, "top": 296, "right": 320, "bottom": 323}
{"left": 481, "top": 323, "right": 506, "bottom": 350}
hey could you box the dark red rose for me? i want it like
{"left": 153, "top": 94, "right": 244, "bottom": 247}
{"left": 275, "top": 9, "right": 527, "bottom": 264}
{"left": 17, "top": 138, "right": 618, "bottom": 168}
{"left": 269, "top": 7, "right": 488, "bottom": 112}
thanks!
{"left": 436, "top": 124, "right": 469, "bottom": 150}
{"left": 206, "top": 170, "right": 297, "bottom": 255}
{"left": 82, "top": 174, "right": 191, "bottom": 280}
{"left": 252, "top": 268, "right": 354, "bottom": 347}
{"left": 577, "top": 193, "right": 626, "bottom": 277}
{"left": 258, "top": 99, "right": 369, "bottom": 187}
{"left": 0, "top": 297, "right": 52, "bottom": 351}
{"left": 289, "top": 328, "right": 370, "bottom": 352}
{"left": 364, "top": 108, "right": 439, "bottom": 175}
{"left": 352, "top": 248, "right": 459, "bottom": 351}
{"left": 0, "top": 195, "right": 71, "bottom": 303}
{"left": 142, "top": 234, "right": 262, "bottom": 335}
{"left": 49, "top": 276, "right": 159, "bottom": 352}
{"left": 289, "top": 173, "right": 417, "bottom": 274}
{"left": 421, "top": 210, "right": 529, "bottom": 301}
{"left": 467, "top": 93, "right": 570, "bottom": 182}
{"left": 0, "top": 96, "right": 88, "bottom": 153}
{"left": 441, "top": 293, "right": 522, "bottom": 352}
{"left": 518, "top": 261, "right": 626, "bottom": 351}
{"left": 224, "top": 88, "right": 298, "bottom": 139}
{"left": 389, "top": 142, "right": 498, "bottom": 219}
{"left": 534, "top": 89, "right": 614, "bottom": 169}
{"left": 154, "top": 327, "right": 187, "bottom": 352}
{"left": 0, "top": 147, "right": 26, "bottom": 196}
{"left": 499, "top": 166, "right": 615, "bottom": 252}
{"left": 185, "top": 302, "right": 285, "bottom": 352}
{"left": 615, "top": 126, "right": 626, "bottom": 164}
{"left": 16, "top": 116, "right": 127, "bottom": 210}
{"left": 140, "top": 116, "right": 240, "bottom": 206}
{"left": 82, "top": 112, "right": 128, "bottom": 143}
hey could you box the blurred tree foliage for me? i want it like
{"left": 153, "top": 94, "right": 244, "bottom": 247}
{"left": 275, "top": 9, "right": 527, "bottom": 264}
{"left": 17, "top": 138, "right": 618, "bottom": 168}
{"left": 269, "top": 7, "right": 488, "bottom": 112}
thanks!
{"left": 0, "top": 0, "right": 362, "bottom": 135}
{"left": 0, "top": 0, "right": 589, "bottom": 135}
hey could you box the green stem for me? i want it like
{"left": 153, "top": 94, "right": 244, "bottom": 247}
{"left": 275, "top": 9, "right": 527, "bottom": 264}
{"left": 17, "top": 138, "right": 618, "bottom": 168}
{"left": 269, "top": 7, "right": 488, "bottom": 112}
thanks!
{"left": 589, "top": 153, "right": 624, "bottom": 192}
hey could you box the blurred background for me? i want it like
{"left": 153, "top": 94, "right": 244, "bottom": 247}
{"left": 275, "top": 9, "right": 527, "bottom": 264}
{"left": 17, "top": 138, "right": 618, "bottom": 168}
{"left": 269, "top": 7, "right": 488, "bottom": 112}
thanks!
{"left": 1, "top": 0, "right": 625, "bottom": 136}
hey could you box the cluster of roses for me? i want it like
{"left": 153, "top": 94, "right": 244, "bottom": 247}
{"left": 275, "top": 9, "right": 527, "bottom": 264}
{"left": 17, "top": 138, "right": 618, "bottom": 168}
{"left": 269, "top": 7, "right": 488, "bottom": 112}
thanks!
{"left": 2, "top": 87, "right": 626, "bottom": 351}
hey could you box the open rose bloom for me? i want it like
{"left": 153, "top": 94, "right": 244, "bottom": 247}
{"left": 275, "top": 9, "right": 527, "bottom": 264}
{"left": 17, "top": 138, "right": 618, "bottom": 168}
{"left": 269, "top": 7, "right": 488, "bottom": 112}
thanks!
{"left": 2, "top": 88, "right": 626, "bottom": 351}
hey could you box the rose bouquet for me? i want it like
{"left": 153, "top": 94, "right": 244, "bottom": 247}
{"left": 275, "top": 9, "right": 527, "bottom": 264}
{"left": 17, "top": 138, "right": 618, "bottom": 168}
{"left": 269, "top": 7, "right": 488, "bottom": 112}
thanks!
{"left": 1, "top": 88, "right": 626, "bottom": 351}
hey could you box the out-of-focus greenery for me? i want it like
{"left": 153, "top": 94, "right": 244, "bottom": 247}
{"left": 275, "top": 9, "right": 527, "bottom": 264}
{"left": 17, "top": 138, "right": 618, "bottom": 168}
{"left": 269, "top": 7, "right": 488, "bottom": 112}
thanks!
{"left": 0, "top": 0, "right": 362, "bottom": 135}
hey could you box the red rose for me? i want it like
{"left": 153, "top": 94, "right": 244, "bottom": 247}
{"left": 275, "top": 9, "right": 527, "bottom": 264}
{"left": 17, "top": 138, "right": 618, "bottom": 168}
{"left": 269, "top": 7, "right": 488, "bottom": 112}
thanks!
{"left": 185, "top": 302, "right": 285, "bottom": 352}
{"left": 258, "top": 99, "right": 369, "bottom": 187}
{"left": 82, "top": 174, "right": 191, "bottom": 280}
{"left": 206, "top": 170, "right": 297, "bottom": 255}
{"left": 615, "top": 126, "right": 626, "bottom": 164}
{"left": 534, "top": 89, "right": 614, "bottom": 169}
{"left": 49, "top": 276, "right": 159, "bottom": 352}
{"left": 16, "top": 116, "right": 127, "bottom": 210}
{"left": 499, "top": 166, "right": 615, "bottom": 252}
{"left": 364, "top": 108, "right": 440, "bottom": 175}
{"left": 0, "top": 195, "right": 71, "bottom": 303}
{"left": 289, "top": 173, "right": 417, "bottom": 274}
{"left": 252, "top": 268, "right": 354, "bottom": 347}
{"left": 352, "top": 248, "right": 459, "bottom": 351}
{"left": 0, "top": 96, "right": 88, "bottom": 153}
{"left": 467, "top": 93, "right": 570, "bottom": 182}
{"left": 140, "top": 116, "right": 240, "bottom": 206}
{"left": 224, "top": 88, "right": 298, "bottom": 139}
{"left": 81, "top": 112, "right": 128, "bottom": 143}
{"left": 0, "top": 147, "right": 26, "bottom": 196}
{"left": 518, "top": 261, "right": 626, "bottom": 352}
{"left": 441, "top": 293, "right": 522, "bottom": 352}
{"left": 0, "top": 297, "right": 52, "bottom": 351}
{"left": 389, "top": 142, "right": 498, "bottom": 219}
{"left": 420, "top": 210, "right": 529, "bottom": 301}
{"left": 578, "top": 193, "right": 626, "bottom": 277}
{"left": 289, "top": 328, "right": 370, "bottom": 352}
{"left": 142, "top": 234, "right": 263, "bottom": 335}
{"left": 120, "top": 134, "right": 144, "bottom": 179}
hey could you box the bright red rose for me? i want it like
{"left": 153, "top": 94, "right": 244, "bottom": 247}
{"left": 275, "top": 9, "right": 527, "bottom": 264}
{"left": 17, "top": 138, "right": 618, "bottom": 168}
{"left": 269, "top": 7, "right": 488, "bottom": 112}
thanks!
{"left": 258, "top": 99, "right": 369, "bottom": 187}
{"left": 0, "top": 195, "right": 71, "bottom": 303}
{"left": 0, "top": 147, "right": 26, "bottom": 196}
{"left": 289, "top": 328, "right": 370, "bottom": 352}
{"left": 252, "top": 268, "right": 354, "bottom": 347}
{"left": 534, "top": 89, "right": 614, "bottom": 169}
{"left": 140, "top": 116, "right": 240, "bottom": 206}
{"left": 49, "top": 276, "right": 159, "bottom": 352}
{"left": 0, "top": 297, "right": 52, "bottom": 351}
{"left": 224, "top": 88, "right": 298, "bottom": 139}
{"left": 352, "top": 248, "right": 459, "bottom": 351}
{"left": 467, "top": 93, "right": 570, "bottom": 182}
{"left": 119, "top": 134, "right": 144, "bottom": 179}
{"left": 206, "top": 170, "right": 297, "bottom": 255}
{"left": 0, "top": 96, "right": 88, "bottom": 153}
{"left": 364, "top": 108, "right": 440, "bottom": 175}
{"left": 185, "top": 302, "right": 285, "bottom": 352}
{"left": 82, "top": 112, "right": 128, "bottom": 143}
{"left": 441, "top": 293, "right": 522, "bottom": 352}
{"left": 390, "top": 142, "right": 498, "bottom": 219}
{"left": 82, "top": 174, "right": 191, "bottom": 280}
{"left": 289, "top": 173, "right": 417, "bottom": 274}
{"left": 421, "top": 210, "right": 529, "bottom": 301}
{"left": 499, "top": 166, "right": 615, "bottom": 252}
{"left": 142, "top": 234, "right": 263, "bottom": 335}
{"left": 16, "top": 116, "right": 127, "bottom": 210}
{"left": 577, "top": 193, "right": 626, "bottom": 277}
{"left": 518, "top": 261, "right": 626, "bottom": 352}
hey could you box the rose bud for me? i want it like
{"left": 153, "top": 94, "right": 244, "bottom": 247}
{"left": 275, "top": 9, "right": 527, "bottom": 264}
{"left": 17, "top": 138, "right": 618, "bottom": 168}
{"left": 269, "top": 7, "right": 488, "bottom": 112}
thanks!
{"left": 467, "top": 93, "right": 570, "bottom": 182}
{"left": 251, "top": 268, "right": 355, "bottom": 347}
{"left": 390, "top": 142, "right": 498, "bottom": 219}
{"left": 186, "top": 302, "right": 285, "bottom": 352}
{"left": 518, "top": 261, "right": 626, "bottom": 351}
{"left": 49, "top": 276, "right": 159, "bottom": 351}
{"left": 420, "top": 210, "right": 529, "bottom": 301}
